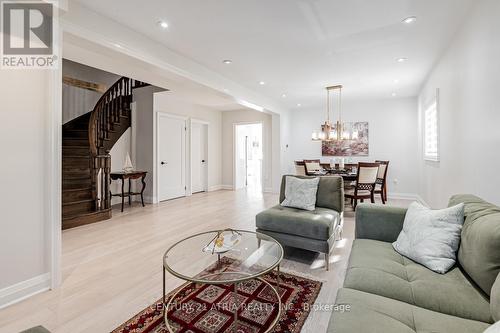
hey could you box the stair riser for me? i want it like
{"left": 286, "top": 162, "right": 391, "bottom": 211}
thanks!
{"left": 63, "top": 173, "right": 92, "bottom": 181}
{"left": 62, "top": 189, "right": 92, "bottom": 203}
{"left": 63, "top": 179, "right": 92, "bottom": 191}
{"left": 63, "top": 158, "right": 91, "bottom": 168}
{"left": 62, "top": 201, "right": 94, "bottom": 216}
{"left": 63, "top": 131, "right": 88, "bottom": 139}
{"left": 63, "top": 147, "right": 90, "bottom": 156}
{"left": 62, "top": 139, "right": 90, "bottom": 147}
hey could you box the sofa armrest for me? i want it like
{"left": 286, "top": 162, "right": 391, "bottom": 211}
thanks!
{"left": 355, "top": 204, "right": 407, "bottom": 242}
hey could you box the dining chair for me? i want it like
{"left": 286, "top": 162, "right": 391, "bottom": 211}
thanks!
{"left": 294, "top": 161, "right": 306, "bottom": 176}
{"left": 344, "top": 162, "right": 380, "bottom": 209}
{"left": 304, "top": 159, "right": 322, "bottom": 176}
{"left": 374, "top": 160, "right": 389, "bottom": 204}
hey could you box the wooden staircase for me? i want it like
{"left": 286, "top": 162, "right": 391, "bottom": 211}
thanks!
{"left": 62, "top": 77, "right": 148, "bottom": 229}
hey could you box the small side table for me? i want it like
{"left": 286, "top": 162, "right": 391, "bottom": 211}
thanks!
{"left": 110, "top": 171, "right": 147, "bottom": 212}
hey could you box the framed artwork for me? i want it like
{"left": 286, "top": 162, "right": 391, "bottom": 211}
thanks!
{"left": 322, "top": 122, "right": 369, "bottom": 156}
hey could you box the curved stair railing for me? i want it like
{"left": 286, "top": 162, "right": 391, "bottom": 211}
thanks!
{"left": 88, "top": 77, "right": 148, "bottom": 212}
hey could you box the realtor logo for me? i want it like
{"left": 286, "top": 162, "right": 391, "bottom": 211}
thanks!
{"left": 1, "top": 0, "right": 59, "bottom": 69}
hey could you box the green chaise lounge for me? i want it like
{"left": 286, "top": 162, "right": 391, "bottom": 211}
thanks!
{"left": 256, "top": 175, "right": 344, "bottom": 270}
{"left": 328, "top": 194, "right": 500, "bottom": 333}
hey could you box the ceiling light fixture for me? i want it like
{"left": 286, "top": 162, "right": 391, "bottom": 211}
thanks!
{"left": 222, "top": 59, "right": 232, "bottom": 64}
{"left": 297, "top": 103, "right": 302, "bottom": 107}
{"left": 393, "top": 79, "right": 400, "bottom": 84}
{"left": 312, "top": 85, "right": 354, "bottom": 142}
{"left": 397, "top": 57, "right": 408, "bottom": 63}
{"left": 113, "top": 43, "right": 123, "bottom": 49}
{"left": 392, "top": 92, "right": 397, "bottom": 97}
{"left": 281, "top": 94, "right": 287, "bottom": 98}
{"left": 402, "top": 16, "right": 417, "bottom": 24}
{"left": 158, "top": 20, "right": 169, "bottom": 29}
{"left": 259, "top": 81, "right": 266, "bottom": 85}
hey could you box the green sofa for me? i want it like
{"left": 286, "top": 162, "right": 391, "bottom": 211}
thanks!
{"left": 256, "top": 175, "right": 344, "bottom": 270}
{"left": 328, "top": 194, "right": 500, "bottom": 333}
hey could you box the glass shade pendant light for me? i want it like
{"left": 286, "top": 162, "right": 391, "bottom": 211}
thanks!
{"left": 312, "top": 85, "right": 344, "bottom": 142}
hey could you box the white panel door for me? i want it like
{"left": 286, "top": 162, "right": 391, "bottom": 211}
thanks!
{"left": 192, "top": 123, "right": 208, "bottom": 193}
{"left": 158, "top": 115, "right": 186, "bottom": 201}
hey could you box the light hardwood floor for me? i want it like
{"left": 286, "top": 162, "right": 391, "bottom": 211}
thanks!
{"left": 0, "top": 189, "right": 411, "bottom": 333}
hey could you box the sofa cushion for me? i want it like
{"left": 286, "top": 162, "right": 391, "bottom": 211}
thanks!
{"left": 449, "top": 194, "right": 500, "bottom": 296}
{"left": 343, "top": 239, "right": 492, "bottom": 323}
{"left": 279, "top": 175, "right": 344, "bottom": 213}
{"left": 328, "top": 288, "right": 490, "bottom": 333}
{"left": 491, "top": 273, "right": 500, "bottom": 322}
{"left": 256, "top": 205, "right": 339, "bottom": 241}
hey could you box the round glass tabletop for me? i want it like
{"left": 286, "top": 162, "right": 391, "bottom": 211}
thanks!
{"left": 163, "top": 229, "right": 283, "bottom": 284}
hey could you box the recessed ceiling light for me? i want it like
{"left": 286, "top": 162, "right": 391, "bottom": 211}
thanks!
{"left": 391, "top": 92, "right": 397, "bottom": 97}
{"left": 297, "top": 103, "right": 302, "bottom": 107}
{"left": 397, "top": 57, "right": 408, "bottom": 63}
{"left": 223, "top": 88, "right": 229, "bottom": 93}
{"left": 259, "top": 81, "right": 266, "bottom": 85}
{"left": 393, "top": 79, "right": 400, "bottom": 84}
{"left": 281, "top": 94, "right": 287, "bottom": 98}
{"left": 113, "top": 43, "right": 123, "bottom": 49}
{"left": 158, "top": 20, "right": 169, "bottom": 29}
{"left": 222, "top": 59, "right": 232, "bottom": 64}
{"left": 402, "top": 16, "right": 417, "bottom": 24}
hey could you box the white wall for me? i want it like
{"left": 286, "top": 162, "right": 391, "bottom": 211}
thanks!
{"left": 109, "top": 128, "right": 132, "bottom": 205}
{"left": 221, "top": 110, "right": 273, "bottom": 191}
{"left": 154, "top": 92, "right": 223, "bottom": 196}
{"left": 418, "top": 0, "right": 500, "bottom": 208}
{"left": 62, "top": 59, "right": 119, "bottom": 123}
{"left": 0, "top": 70, "right": 55, "bottom": 304}
{"left": 290, "top": 98, "right": 419, "bottom": 196}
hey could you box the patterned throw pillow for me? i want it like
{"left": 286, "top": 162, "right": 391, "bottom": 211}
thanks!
{"left": 393, "top": 202, "right": 465, "bottom": 274}
{"left": 281, "top": 176, "right": 320, "bottom": 211}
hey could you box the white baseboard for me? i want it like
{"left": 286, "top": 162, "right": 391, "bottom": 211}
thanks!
{"left": 0, "top": 273, "right": 51, "bottom": 310}
{"left": 387, "top": 192, "right": 428, "bottom": 206}
{"left": 208, "top": 185, "right": 222, "bottom": 192}
{"left": 263, "top": 187, "right": 274, "bottom": 193}
{"left": 220, "top": 185, "right": 234, "bottom": 190}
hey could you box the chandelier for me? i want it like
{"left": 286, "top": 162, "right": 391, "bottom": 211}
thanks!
{"left": 312, "top": 85, "right": 358, "bottom": 142}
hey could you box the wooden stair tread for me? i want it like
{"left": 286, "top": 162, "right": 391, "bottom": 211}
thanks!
{"left": 62, "top": 198, "right": 94, "bottom": 206}
{"left": 63, "top": 186, "right": 92, "bottom": 192}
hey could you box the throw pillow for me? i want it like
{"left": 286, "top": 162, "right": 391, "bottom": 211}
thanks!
{"left": 281, "top": 176, "right": 320, "bottom": 211}
{"left": 393, "top": 201, "right": 465, "bottom": 274}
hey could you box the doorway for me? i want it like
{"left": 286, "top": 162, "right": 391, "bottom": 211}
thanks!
{"left": 191, "top": 120, "right": 208, "bottom": 194}
{"left": 157, "top": 113, "right": 187, "bottom": 201}
{"left": 234, "top": 123, "right": 263, "bottom": 191}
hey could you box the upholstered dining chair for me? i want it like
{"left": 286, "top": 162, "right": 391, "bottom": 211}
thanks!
{"left": 294, "top": 161, "right": 306, "bottom": 176}
{"left": 304, "top": 159, "right": 322, "bottom": 175}
{"left": 374, "top": 160, "right": 389, "bottom": 204}
{"left": 344, "top": 162, "right": 380, "bottom": 209}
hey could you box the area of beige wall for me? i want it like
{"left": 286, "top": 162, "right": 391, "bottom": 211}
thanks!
{"left": 418, "top": 0, "right": 500, "bottom": 207}
{"left": 0, "top": 70, "right": 53, "bottom": 300}
{"left": 221, "top": 110, "right": 273, "bottom": 191}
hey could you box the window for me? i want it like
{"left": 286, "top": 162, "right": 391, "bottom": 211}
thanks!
{"left": 424, "top": 101, "right": 439, "bottom": 161}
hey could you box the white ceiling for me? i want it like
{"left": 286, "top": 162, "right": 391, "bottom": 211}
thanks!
{"left": 72, "top": 0, "right": 474, "bottom": 109}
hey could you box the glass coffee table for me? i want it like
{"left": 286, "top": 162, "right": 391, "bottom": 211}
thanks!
{"left": 163, "top": 229, "right": 284, "bottom": 333}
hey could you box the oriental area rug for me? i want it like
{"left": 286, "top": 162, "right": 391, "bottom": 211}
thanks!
{"left": 112, "top": 267, "right": 322, "bottom": 333}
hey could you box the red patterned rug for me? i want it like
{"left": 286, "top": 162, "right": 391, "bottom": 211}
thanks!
{"left": 112, "top": 267, "right": 322, "bottom": 333}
